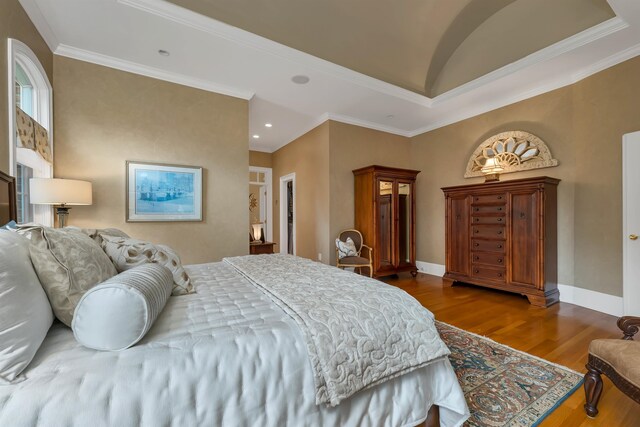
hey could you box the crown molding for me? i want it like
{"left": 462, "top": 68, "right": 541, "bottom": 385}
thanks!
{"left": 18, "top": 0, "right": 59, "bottom": 51}
{"left": 431, "top": 17, "right": 629, "bottom": 105}
{"left": 54, "top": 44, "right": 254, "bottom": 100}
{"left": 572, "top": 40, "right": 640, "bottom": 82}
{"left": 326, "top": 113, "right": 413, "bottom": 137}
{"left": 117, "top": 0, "right": 433, "bottom": 107}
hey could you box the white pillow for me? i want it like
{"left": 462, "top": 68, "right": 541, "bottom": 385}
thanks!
{"left": 72, "top": 263, "right": 173, "bottom": 351}
{"left": 335, "top": 237, "right": 358, "bottom": 259}
{"left": 0, "top": 230, "right": 53, "bottom": 384}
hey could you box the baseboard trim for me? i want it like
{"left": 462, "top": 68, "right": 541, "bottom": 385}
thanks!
{"left": 416, "top": 261, "right": 623, "bottom": 317}
{"left": 416, "top": 261, "right": 446, "bottom": 277}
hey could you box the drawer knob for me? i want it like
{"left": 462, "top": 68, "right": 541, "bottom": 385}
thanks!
{"left": 497, "top": 230, "right": 503, "bottom": 235}
{"left": 475, "top": 230, "right": 479, "bottom": 233}
{"left": 497, "top": 273, "right": 503, "bottom": 277}
{"left": 497, "top": 196, "right": 502, "bottom": 200}
{"left": 475, "top": 269, "right": 479, "bottom": 274}
{"left": 474, "top": 256, "right": 479, "bottom": 260}
{"left": 497, "top": 218, "right": 503, "bottom": 222}
{"left": 497, "top": 207, "right": 503, "bottom": 211}
{"left": 498, "top": 258, "right": 503, "bottom": 263}
{"left": 474, "top": 243, "right": 479, "bottom": 247}
{"left": 497, "top": 244, "right": 503, "bottom": 249}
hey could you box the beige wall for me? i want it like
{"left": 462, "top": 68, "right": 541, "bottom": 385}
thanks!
{"left": 272, "top": 122, "right": 330, "bottom": 262}
{"left": 412, "top": 56, "right": 640, "bottom": 297}
{"left": 53, "top": 56, "right": 249, "bottom": 264}
{"left": 249, "top": 150, "right": 272, "bottom": 168}
{"left": 328, "top": 121, "right": 412, "bottom": 265}
{"left": 0, "top": 0, "right": 53, "bottom": 174}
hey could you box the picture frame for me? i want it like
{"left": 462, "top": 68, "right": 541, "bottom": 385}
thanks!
{"left": 126, "top": 161, "right": 203, "bottom": 222}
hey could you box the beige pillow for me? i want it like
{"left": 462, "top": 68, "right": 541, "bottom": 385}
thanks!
{"left": 28, "top": 227, "right": 118, "bottom": 326}
{"left": 100, "top": 235, "right": 193, "bottom": 296}
{"left": 73, "top": 227, "right": 130, "bottom": 247}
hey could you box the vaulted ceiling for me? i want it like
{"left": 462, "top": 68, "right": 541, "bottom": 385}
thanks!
{"left": 18, "top": 0, "right": 640, "bottom": 152}
{"left": 167, "top": 0, "right": 615, "bottom": 96}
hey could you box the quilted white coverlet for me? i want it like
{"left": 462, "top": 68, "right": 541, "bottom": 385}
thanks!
{"left": 0, "top": 262, "right": 469, "bottom": 427}
{"left": 224, "top": 254, "right": 451, "bottom": 407}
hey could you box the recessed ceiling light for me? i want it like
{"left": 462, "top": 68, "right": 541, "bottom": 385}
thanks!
{"left": 252, "top": 135, "right": 260, "bottom": 139}
{"left": 291, "top": 75, "right": 310, "bottom": 85}
{"left": 386, "top": 114, "right": 395, "bottom": 119}
{"left": 265, "top": 123, "right": 273, "bottom": 128}
{"left": 158, "top": 49, "right": 170, "bottom": 56}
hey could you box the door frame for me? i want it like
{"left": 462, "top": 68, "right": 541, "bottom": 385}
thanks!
{"left": 249, "top": 166, "right": 272, "bottom": 242}
{"left": 279, "top": 173, "right": 296, "bottom": 255}
{"left": 623, "top": 131, "right": 640, "bottom": 315}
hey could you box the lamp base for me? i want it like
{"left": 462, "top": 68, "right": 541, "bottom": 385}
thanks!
{"left": 484, "top": 173, "right": 500, "bottom": 182}
{"left": 56, "top": 206, "right": 70, "bottom": 228}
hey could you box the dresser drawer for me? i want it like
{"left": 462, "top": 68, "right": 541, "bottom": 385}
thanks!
{"left": 472, "top": 216, "right": 505, "bottom": 225}
{"left": 471, "top": 194, "right": 506, "bottom": 205}
{"left": 472, "top": 252, "right": 506, "bottom": 267}
{"left": 472, "top": 239, "right": 506, "bottom": 253}
{"left": 472, "top": 205, "right": 506, "bottom": 214}
{"left": 471, "top": 264, "right": 506, "bottom": 282}
{"left": 472, "top": 225, "right": 506, "bottom": 239}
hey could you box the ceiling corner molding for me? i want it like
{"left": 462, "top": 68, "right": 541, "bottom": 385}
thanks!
{"left": 117, "top": 0, "right": 434, "bottom": 108}
{"left": 54, "top": 44, "right": 254, "bottom": 100}
{"left": 431, "top": 16, "right": 629, "bottom": 106}
{"left": 571, "top": 40, "right": 640, "bottom": 83}
{"left": 326, "top": 114, "right": 414, "bottom": 138}
{"left": 18, "top": 0, "right": 59, "bottom": 51}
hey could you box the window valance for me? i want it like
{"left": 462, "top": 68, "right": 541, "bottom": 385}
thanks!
{"left": 16, "top": 107, "right": 52, "bottom": 163}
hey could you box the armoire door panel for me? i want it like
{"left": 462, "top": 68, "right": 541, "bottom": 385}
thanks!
{"left": 448, "top": 196, "right": 470, "bottom": 276}
{"left": 510, "top": 191, "right": 538, "bottom": 287}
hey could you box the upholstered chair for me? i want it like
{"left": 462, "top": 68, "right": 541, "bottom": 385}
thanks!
{"left": 584, "top": 316, "right": 640, "bottom": 417}
{"left": 335, "top": 229, "right": 373, "bottom": 278}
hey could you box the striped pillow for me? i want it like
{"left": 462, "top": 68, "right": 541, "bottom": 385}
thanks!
{"left": 72, "top": 263, "right": 173, "bottom": 351}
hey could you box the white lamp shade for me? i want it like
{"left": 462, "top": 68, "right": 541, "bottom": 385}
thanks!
{"left": 481, "top": 157, "right": 504, "bottom": 174}
{"left": 29, "top": 178, "right": 93, "bottom": 206}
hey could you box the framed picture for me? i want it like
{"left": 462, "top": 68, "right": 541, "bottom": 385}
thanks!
{"left": 126, "top": 161, "right": 203, "bottom": 222}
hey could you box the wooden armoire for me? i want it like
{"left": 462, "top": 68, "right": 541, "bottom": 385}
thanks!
{"left": 353, "top": 166, "right": 419, "bottom": 278}
{"left": 441, "top": 176, "right": 560, "bottom": 307}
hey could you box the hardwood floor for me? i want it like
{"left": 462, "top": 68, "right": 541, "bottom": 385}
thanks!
{"left": 383, "top": 273, "right": 640, "bottom": 427}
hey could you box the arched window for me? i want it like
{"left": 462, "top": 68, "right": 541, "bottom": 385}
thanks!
{"left": 8, "top": 39, "right": 53, "bottom": 226}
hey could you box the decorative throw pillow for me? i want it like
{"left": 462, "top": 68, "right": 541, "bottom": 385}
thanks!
{"left": 100, "top": 235, "right": 194, "bottom": 296}
{"left": 72, "top": 263, "right": 173, "bottom": 351}
{"left": 29, "top": 227, "right": 118, "bottom": 326}
{"left": 336, "top": 237, "right": 358, "bottom": 259}
{"left": 71, "top": 227, "right": 130, "bottom": 247}
{"left": 0, "top": 230, "right": 53, "bottom": 383}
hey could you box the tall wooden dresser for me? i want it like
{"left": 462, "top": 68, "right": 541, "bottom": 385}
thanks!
{"left": 441, "top": 176, "right": 560, "bottom": 307}
{"left": 353, "top": 166, "right": 419, "bottom": 278}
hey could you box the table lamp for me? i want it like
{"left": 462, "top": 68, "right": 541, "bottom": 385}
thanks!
{"left": 29, "top": 178, "right": 92, "bottom": 228}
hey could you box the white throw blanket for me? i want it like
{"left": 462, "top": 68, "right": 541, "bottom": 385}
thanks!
{"left": 223, "top": 254, "right": 450, "bottom": 406}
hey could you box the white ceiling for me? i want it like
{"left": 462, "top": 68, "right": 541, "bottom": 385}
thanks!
{"left": 20, "top": 0, "right": 640, "bottom": 153}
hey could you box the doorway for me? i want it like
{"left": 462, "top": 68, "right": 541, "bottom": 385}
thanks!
{"left": 279, "top": 173, "right": 296, "bottom": 255}
{"left": 249, "top": 167, "right": 272, "bottom": 242}
{"left": 623, "top": 131, "right": 640, "bottom": 315}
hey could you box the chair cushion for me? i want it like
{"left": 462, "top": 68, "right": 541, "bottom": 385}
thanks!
{"left": 338, "top": 256, "right": 370, "bottom": 266}
{"left": 590, "top": 339, "right": 640, "bottom": 386}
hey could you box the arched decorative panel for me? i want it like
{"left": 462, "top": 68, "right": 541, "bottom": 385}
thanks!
{"left": 464, "top": 131, "right": 558, "bottom": 178}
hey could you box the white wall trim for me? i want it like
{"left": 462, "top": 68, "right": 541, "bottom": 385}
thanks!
{"left": 17, "top": 0, "right": 59, "bottom": 51}
{"left": 54, "top": 44, "right": 255, "bottom": 100}
{"left": 572, "top": 40, "right": 640, "bottom": 83}
{"left": 557, "top": 284, "right": 623, "bottom": 317}
{"left": 117, "top": 0, "right": 433, "bottom": 107}
{"left": 279, "top": 173, "right": 296, "bottom": 256}
{"left": 416, "top": 261, "right": 623, "bottom": 317}
{"left": 326, "top": 113, "right": 414, "bottom": 137}
{"left": 416, "top": 261, "right": 446, "bottom": 277}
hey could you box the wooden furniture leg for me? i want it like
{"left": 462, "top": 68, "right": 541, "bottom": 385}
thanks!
{"left": 416, "top": 404, "right": 440, "bottom": 427}
{"left": 584, "top": 362, "right": 604, "bottom": 417}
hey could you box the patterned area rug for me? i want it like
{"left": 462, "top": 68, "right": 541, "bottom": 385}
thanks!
{"left": 437, "top": 322, "right": 584, "bottom": 427}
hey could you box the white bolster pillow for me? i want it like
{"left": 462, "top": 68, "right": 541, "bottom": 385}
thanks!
{"left": 72, "top": 263, "right": 173, "bottom": 351}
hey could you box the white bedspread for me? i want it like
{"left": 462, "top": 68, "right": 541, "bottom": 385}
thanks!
{"left": 0, "top": 262, "right": 469, "bottom": 427}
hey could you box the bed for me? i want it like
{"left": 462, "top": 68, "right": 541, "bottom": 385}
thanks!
{"left": 0, "top": 260, "right": 469, "bottom": 426}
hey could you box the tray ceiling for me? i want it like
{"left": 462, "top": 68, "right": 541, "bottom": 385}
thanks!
{"left": 18, "top": 0, "right": 640, "bottom": 152}
{"left": 167, "top": 0, "right": 615, "bottom": 97}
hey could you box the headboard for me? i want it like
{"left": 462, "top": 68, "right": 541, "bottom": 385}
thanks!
{"left": 0, "top": 171, "right": 17, "bottom": 224}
